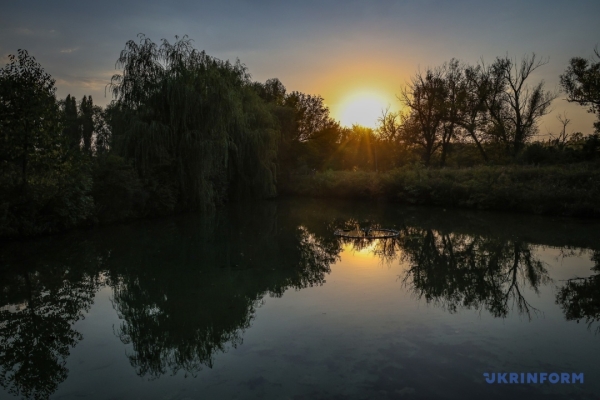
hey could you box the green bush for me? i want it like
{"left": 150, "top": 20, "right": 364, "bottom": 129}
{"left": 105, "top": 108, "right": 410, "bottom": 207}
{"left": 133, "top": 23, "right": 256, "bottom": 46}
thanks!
{"left": 91, "top": 155, "right": 147, "bottom": 224}
{"left": 0, "top": 157, "right": 94, "bottom": 237}
{"left": 280, "top": 163, "right": 600, "bottom": 217}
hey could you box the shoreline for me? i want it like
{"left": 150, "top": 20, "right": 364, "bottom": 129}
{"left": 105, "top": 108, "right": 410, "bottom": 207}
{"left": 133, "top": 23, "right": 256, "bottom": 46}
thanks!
{"left": 2, "top": 162, "right": 600, "bottom": 241}
{"left": 278, "top": 163, "right": 600, "bottom": 219}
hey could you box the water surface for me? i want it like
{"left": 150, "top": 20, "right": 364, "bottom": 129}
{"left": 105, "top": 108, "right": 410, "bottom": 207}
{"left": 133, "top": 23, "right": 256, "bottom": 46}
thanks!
{"left": 1, "top": 199, "right": 600, "bottom": 399}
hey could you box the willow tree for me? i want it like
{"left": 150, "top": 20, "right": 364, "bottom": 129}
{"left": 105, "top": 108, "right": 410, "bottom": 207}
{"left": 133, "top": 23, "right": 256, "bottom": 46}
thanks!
{"left": 109, "top": 35, "right": 277, "bottom": 211}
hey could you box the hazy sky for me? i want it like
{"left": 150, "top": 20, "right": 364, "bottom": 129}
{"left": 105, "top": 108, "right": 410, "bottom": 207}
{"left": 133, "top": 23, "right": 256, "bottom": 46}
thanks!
{"left": 2, "top": 0, "right": 599, "bottom": 133}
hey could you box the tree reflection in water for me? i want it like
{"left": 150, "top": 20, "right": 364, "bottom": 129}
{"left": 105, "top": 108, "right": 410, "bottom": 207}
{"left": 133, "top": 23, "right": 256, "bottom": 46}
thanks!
{"left": 336, "top": 222, "right": 551, "bottom": 319}
{"left": 107, "top": 202, "right": 342, "bottom": 380}
{"left": 0, "top": 243, "right": 103, "bottom": 400}
{"left": 399, "top": 229, "right": 550, "bottom": 318}
{"left": 1, "top": 200, "right": 600, "bottom": 399}
{"left": 556, "top": 250, "right": 600, "bottom": 333}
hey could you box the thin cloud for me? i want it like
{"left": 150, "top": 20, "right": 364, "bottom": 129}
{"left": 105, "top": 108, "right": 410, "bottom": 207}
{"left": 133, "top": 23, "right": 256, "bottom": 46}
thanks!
{"left": 14, "top": 27, "right": 34, "bottom": 36}
{"left": 56, "top": 76, "right": 110, "bottom": 90}
{"left": 60, "top": 48, "right": 79, "bottom": 54}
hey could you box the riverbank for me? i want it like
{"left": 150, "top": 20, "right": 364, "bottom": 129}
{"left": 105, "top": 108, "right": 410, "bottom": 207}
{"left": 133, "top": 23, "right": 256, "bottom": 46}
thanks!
{"left": 279, "top": 163, "right": 600, "bottom": 218}
{"left": 3, "top": 163, "right": 599, "bottom": 240}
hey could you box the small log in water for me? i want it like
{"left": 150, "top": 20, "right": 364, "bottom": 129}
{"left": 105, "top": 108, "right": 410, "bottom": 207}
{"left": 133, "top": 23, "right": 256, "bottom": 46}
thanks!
{"left": 334, "top": 228, "right": 399, "bottom": 239}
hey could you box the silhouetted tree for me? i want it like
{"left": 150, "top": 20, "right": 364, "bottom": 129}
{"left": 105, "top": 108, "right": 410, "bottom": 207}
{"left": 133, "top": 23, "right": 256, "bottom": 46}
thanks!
{"left": 92, "top": 105, "right": 111, "bottom": 155}
{"left": 454, "top": 63, "right": 490, "bottom": 162}
{"left": 283, "top": 91, "right": 335, "bottom": 142}
{"left": 252, "top": 78, "right": 287, "bottom": 105}
{"left": 0, "top": 50, "right": 61, "bottom": 189}
{"left": 108, "top": 34, "right": 278, "bottom": 211}
{"left": 274, "top": 88, "right": 339, "bottom": 174}
{"left": 377, "top": 107, "right": 402, "bottom": 143}
{"left": 399, "top": 67, "right": 448, "bottom": 165}
{"left": 0, "top": 50, "right": 94, "bottom": 237}
{"left": 61, "top": 94, "right": 80, "bottom": 150}
{"left": 336, "top": 125, "right": 379, "bottom": 171}
{"left": 79, "top": 95, "right": 94, "bottom": 153}
{"left": 375, "top": 108, "right": 421, "bottom": 168}
{"left": 439, "top": 59, "right": 462, "bottom": 166}
{"left": 484, "top": 54, "right": 556, "bottom": 156}
{"left": 560, "top": 47, "right": 600, "bottom": 133}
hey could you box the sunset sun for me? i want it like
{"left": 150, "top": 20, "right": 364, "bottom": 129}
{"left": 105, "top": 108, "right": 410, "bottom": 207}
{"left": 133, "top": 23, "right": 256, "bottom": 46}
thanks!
{"left": 339, "top": 92, "right": 388, "bottom": 128}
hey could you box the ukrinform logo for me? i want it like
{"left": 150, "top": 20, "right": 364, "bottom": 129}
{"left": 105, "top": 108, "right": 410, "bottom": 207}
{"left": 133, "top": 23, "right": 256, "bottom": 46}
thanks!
{"left": 483, "top": 373, "right": 584, "bottom": 384}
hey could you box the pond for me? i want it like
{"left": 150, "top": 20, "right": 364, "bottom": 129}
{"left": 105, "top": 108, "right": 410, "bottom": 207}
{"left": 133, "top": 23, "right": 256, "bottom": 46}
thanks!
{"left": 1, "top": 198, "right": 600, "bottom": 400}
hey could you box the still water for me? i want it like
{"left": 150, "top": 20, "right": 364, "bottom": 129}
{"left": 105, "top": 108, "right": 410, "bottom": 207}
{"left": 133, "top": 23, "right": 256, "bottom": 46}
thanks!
{"left": 1, "top": 199, "right": 600, "bottom": 400}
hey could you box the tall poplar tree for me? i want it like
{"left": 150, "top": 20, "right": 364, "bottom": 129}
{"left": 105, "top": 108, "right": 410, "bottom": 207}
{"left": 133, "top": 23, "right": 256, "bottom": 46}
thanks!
{"left": 79, "top": 95, "right": 94, "bottom": 153}
{"left": 63, "top": 94, "right": 80, "bottom": 150}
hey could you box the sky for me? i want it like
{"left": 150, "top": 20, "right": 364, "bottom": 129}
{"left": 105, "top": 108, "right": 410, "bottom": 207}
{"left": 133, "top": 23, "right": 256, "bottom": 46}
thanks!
{"left": 2, "top": 0, "right": 600, "bottom": 134}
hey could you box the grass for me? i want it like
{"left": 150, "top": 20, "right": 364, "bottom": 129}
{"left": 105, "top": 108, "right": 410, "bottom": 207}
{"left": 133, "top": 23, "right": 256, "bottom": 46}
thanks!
{"left": 279, "top": 163, "right": 600, "bottom": 217}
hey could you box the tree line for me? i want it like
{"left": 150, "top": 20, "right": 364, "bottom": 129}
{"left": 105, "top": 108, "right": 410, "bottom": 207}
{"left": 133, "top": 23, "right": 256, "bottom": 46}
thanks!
{"left": 282, "top": 53, "right": 600, "bottom": 172}
{"left": 1, "top": 36, "right": 600, "bottom": 237}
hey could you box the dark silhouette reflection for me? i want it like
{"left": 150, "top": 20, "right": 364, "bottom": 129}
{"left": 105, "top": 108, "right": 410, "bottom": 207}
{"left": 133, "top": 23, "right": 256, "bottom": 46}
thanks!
{"left": 335, "top": 225, "right": 550, "bottom": 319}
{"left": 332, "top": 223, "right": 551, "bottom": 319}
{"left": 557, "top": 250, "right": 600, "bottom": 333}
{"left": 0, "top": 201, "right": 343, "bottom": 395}
{"left": 0, "top": 244, "right": 103, "bottom": 400}
{"left": 332, "top": 220, "right": 401, "bottom": 264}
{"left": 400, "top": 229, "right": 550, "bottom": 318}
{"left": 1, "top": 198, "right": 600, "bottom": 399}
{"left": 105, "top": 202, "right": 341, "bottom": 379}
{"left": 338, "top": 235, "right": 400, "bottom": 264}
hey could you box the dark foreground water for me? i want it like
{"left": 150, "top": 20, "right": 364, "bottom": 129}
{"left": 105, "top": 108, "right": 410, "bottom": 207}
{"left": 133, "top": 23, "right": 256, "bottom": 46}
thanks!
{"left": 1, "top": 199, "right": 600, "bottom": 400}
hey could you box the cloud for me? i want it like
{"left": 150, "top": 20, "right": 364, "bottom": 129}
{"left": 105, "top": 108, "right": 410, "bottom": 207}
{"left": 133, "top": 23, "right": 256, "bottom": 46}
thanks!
{"left": 55, "top": 76, "right": 109, "bottom": 90}
{"left": 14, "top": 27, "right": 34, "bottom": 36}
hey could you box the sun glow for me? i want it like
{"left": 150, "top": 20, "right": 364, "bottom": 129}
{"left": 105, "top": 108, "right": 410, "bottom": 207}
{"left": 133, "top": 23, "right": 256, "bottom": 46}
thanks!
{"left": 339, "top": 92, "right": 388, "bottom": 128}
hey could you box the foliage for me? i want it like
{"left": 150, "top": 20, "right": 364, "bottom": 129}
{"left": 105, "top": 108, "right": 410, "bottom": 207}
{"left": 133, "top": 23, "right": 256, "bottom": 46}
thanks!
{"left": 560, "top": 47, "right": 600, "bottom": 133}
{"left": 261, "top": 83, "right": 340, "bottom": 177}
{"left": 556, "top": 251, "right": 600, "bottom": 333}
{"left": 79, "top": 95, "right": 95, "bottom": 153}
{"left": 484, "top": 54, "right": 556, "bottom": 156}
{"left": 3, "top": 196, "right": 599, "bottom": 398}
{"left": 61, "top": 94, "right": 79, "bottom": 150}
{"left": 281, "top": 163, "right": 600, "bottom": 217}
{"left": 401, "top": 230, "right": 548, "bottom": 318}
{"left": 0, "top": 50, "right": 61, "bottom": 188}
{"left": 399, "top": 66, "right": 448, "bottom": 165}
{"left": 0, "top": 50, "right": 94, "bottom": 237}
{"left": 251, "top": 77, "right": 287, "bottom": 105}
{"left": 108, "top": 35, "right": 278, "bottom": 211}
{"left": 282, "top": 91, "right": 335, "bottom": 142}
{"left": 100, "top": 202, "right": 335, "bottom": 379}
{"left": 390, "top": 55, "right": 556, "bottom": 165}
{"left": 59, "top": 94, "right": 106, "bottom": 154}
{"left": 90, "top": 155, "right": 146, "bottom": 223}
{"left": 0, "top": 242, "right": 102, "bottom": 400}
{"left": 3, "top": 43, "right": 600, "bottom": 239}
